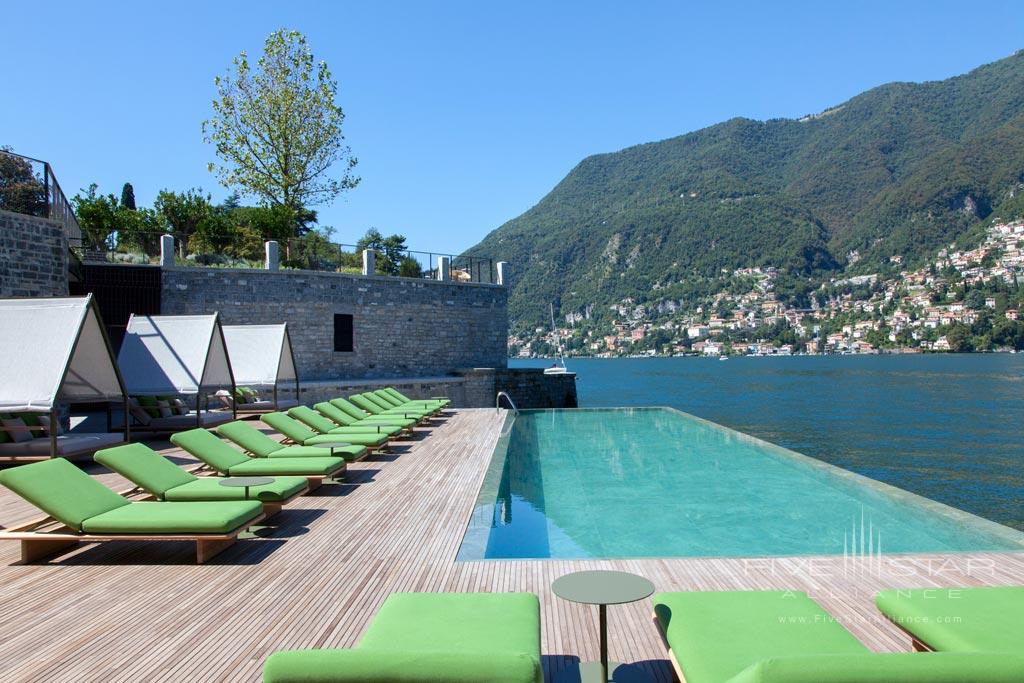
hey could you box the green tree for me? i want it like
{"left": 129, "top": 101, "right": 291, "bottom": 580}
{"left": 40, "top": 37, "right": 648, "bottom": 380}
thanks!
{"left": 398, "top": 256, "right": 423, "bottom": 278}
{"left": 72, "top": 184, "right": 120, "bottom": 250}
{"left": 203, "top": 29, "right": 359, "bottom": 215}
{"left": 945, "top": 323, "right": 973, "bottom": 352}
{"left": 356, "top": 228, "right": 408, "bottom": 275}
{"left": 120, "top": 182, "right": 137, "bottom": 211}
{"left": 116, "top": 207, "right": 167, "bottom": 256}
{"left": 154, "top": 188, "right": 213, "bottom": 257}
{"left": 963, "top": 289, "right": 986, "bottom": 310}
{"left": 0, "top": 147, "right": 47, "bottom": 216}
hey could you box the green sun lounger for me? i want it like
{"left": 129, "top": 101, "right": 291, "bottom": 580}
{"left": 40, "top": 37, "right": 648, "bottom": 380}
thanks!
{"left": 95, "top": 442, "right": 307, "bottom": 515}
{"left": 385, "top": 386, "right": 450, "bottom": 408}
{"left": 288, "top": 405, "right": 398, "bottom": 440}
{"left": 262, "top": 592, "right": 543, "bottom": 683}
{"left": 170, "top": 428, "right": 347, "bottom": 485}
{"left": 876, "top": 587, "right": 1024, "bottom": 653}
{"left": 0, "top": 458, "right": 263, "bottom": 563}
{"left": 261, "top": 412, "right": 385, "bottom": 455}
{"left": 350, "top": 393, "right": 430, "bottom": 420}
{"left": 360, "top": 391, "right": 435, "bottom": 417}
{"left": 329, "top": 398, "right": 419, "bottom": 429}
{"left": 378, "top": 387, "right": 449, "bottom": 412}
{"left": 218, "top": 420, "right": 367, "bottom": 461}
{"left": 371, "top": 390, "right": 443, "bottom": 416}
{"left": 314, "top": 401, "right": 406, "bottom": 436}
{"left": 653, "top": 590, "right": 1024, "bottom": 683}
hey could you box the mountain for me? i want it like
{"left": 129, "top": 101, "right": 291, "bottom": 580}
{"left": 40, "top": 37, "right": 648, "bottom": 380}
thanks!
{"left": 467, "top": 50, "right": 1024, "bottom": 332}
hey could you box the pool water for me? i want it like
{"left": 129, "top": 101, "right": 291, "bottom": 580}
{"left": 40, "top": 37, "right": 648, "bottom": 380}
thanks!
{"left": 457, "top": 408, "right": 1024, "bottom": 560}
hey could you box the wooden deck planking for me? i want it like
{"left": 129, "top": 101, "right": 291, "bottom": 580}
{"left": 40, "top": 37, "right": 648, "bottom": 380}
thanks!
{"left": 0, "top": 409, "right": 1020, "bottom": 681}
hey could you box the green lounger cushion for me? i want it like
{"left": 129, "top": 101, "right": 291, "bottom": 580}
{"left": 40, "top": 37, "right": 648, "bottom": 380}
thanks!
{"left": 262, "top": 412, "right": 384, "bottom": 450}
{"left": 228, "top": 457, "right": 346, "bottom": 477}
{"left": 82, "top": 500, "right": 262, "bottom": 534}
{"left": 329, "top": 398, "right": 418, "bottom": 428}
{"left": 725, "top": 653, "right": 1024, "bottom": 683}
{"left": 653, "top": 591, "right": 867, "bottom": 683}
{"left": 301, "top": 432, "right": 387, "bottom": 448}
{"left": 268, "top": 444, "right": 366, "bottom": 460}
{"left": 351, "top": 394, "right": 428, "bottom": 418}
{"left": 363, "top": 393, "right": 431, "bottom": 416}
{"left": 163, "top": 476, "right": 307, "bottom": 502}
{"left": 171, "top": 428, "right": 253, "bottom": 471}
{"left": 388, "top": 387, "right": 449, "bottom": 403}
{"left": 288, "top": 405, "right": 392, "bottom": 441}
{"left": 95, "top": 443, "right": 197, "bottom": 497}
{"left": 288, "top": 406, "right": 348, "bottom": 433}
{"left": 0, "top": 458, "right": 129, "bottom": 531}
{"left": 374, "top": 389, "right": 443, "bottom": 411}
{"left": 386, "top": 387, "right": 449, "bottom": 408}
{"left": 314, "top": 402, "right": 403, "bottom": 436}
{"left": 875, "top": 587, "right": 1024, "bottom": 653}
{"left": 263, "top": 650, "right": 538, "bottom": 683}
{"left": 263, "top": 592, "right": 542, "bottom": 683}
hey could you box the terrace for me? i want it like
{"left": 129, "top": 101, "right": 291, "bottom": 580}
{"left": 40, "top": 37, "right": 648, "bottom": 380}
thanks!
{"left": 1, "top": 409, "right": 1021, "bottom": 681}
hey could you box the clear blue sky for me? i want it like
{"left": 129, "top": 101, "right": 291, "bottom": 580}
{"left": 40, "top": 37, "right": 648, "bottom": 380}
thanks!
{"left": 3, "top": 1, "right": 1023, "bottom": 254}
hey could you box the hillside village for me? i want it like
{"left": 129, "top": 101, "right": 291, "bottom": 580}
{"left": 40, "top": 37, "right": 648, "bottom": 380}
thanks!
{"left": 510, "top": 219, "right": 1024, "bottom": 357}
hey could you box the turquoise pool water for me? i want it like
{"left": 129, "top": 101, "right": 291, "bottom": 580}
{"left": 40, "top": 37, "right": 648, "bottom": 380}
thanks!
{"left": 457, "top": 408, "right": 1024, "bottom": 560}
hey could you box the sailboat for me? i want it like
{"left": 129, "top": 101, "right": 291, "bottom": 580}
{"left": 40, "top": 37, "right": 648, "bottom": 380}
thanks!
{"left": 544, "top": 303, "right": 574, "bottom": 375}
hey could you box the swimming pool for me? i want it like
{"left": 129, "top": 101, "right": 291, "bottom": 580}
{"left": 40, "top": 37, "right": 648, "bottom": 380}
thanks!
{"left": 457, "top": 408, "right": 1024, "bottom": 560}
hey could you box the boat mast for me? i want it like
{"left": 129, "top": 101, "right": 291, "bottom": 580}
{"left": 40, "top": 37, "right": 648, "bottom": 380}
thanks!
{"left": 551, "top": 302, "right": 567, "bottom": 369}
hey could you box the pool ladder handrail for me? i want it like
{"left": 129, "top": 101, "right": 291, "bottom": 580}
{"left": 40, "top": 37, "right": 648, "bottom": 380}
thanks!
{"left": 496, "top": 391, "right": 519, "bottom": 414}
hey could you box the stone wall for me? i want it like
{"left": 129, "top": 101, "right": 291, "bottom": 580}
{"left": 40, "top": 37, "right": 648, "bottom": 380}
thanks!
{"left": 283, "top": 367, "right": 577, "bottom": 409}
{"left": 161, "top": 267, "right": 508, "bottom": 380}
{"left": 0, "top": 210, "right": 68, "bottom": 297}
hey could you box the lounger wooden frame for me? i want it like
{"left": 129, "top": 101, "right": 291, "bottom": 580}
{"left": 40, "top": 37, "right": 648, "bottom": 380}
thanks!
{"left": 882, "top": 618, "right": 934, "bottom": 652}
{"left": 274, "top": 436, "right": 375, "bottom": 461}
{"left": 0, "top": 511, "right": 266, "bottom": 564}
{"left": 652, "top": 612, "right": 689, "bottom": 683}
{"left": 123, "top": 479, "right": 310, "bottom": 518}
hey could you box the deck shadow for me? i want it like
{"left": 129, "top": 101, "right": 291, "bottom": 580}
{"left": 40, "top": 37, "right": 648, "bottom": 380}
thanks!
{"left": 30, "top": 536, "right": 288, "bottom": 566}
{"left": 307, "top": 479, "right": 367, "bottom": 494}
{"left": 544, "top": 656, "right": 673, "bottom": 682}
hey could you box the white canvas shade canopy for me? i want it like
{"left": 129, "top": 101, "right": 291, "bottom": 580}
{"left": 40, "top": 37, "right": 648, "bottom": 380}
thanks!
{"left": 0, "top": 295, "right": 126, "bottom": 412}
{"left": 0, "top": 295, "right": 129, "bottom": 460}
{"left": 117, "top": 313, "right": 234, "bottom": 397}
{"left": 222, "top": 324, "right": 298, "bottom": 389}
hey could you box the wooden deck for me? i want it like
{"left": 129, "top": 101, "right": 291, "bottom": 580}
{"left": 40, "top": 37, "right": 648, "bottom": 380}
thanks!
{"left": 0, "top": 408, "right": 1022, "bottom": 682}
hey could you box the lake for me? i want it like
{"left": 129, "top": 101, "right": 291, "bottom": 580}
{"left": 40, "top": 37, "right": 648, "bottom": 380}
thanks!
{"left": 510, "top": 355, "right": 1024, "bottom": 531}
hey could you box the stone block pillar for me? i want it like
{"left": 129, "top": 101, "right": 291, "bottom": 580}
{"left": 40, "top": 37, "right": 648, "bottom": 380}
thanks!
{"left": 160, "top": 234, "right": 175, "bottom": 267}
{"left": 265, "top": 240, "right": 280, "bottom": 270}
{"left": 438, "top": 256, "right": 451, "bottom": 282}
{"left": 496, "top": 261, "right": 509, "bottom": 286}
{"left": 362, "top": 249, "right": 376, "bottom": 276}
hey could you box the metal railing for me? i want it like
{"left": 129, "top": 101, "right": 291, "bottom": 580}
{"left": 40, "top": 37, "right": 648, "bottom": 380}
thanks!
{"left": 284, "top": 238, "right": 497, "bottom": 284}
{"left": 496, "top": 391, "right": 519, "bottom": 414}
{"left": 0, "top": 149, "right": 82, "bottom": 247}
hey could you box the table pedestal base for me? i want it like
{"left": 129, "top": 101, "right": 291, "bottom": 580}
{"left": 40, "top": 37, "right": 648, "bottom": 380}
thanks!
{"left": 555, "top": 661, "right": 650, "bottom": 683}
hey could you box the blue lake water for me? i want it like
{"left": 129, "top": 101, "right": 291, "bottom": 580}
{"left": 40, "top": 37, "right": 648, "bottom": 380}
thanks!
{"left": 457, "top": 407, "right": 1024, "bottom": 559}
{"left": 510, "top": 355, "right": 1024, "bottom": 533}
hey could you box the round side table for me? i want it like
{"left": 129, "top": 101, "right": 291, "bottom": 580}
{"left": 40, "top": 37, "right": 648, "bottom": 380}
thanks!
{"left": 218, "top": 476, "right": 275, "bottom": 500}
{"left": 313, "top": 441, "right": 353, "bottom": 458}
{"left": 552, "top": 570, "right": 655, "bottom": 682}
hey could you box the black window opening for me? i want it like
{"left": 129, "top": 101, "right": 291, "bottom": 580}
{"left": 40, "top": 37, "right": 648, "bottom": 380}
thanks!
{"left": 334, "top": 313, "right": 354, "bottom": 352}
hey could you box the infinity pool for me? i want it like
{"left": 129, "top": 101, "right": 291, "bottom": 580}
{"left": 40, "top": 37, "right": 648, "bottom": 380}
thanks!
{"left": 457, "top": 408, "right": 1024, "bottom": 560}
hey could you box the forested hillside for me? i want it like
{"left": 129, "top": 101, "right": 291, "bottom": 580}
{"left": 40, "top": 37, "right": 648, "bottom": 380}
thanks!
{"left": 467, "top": 51, "right": 1024, "bottom": 331}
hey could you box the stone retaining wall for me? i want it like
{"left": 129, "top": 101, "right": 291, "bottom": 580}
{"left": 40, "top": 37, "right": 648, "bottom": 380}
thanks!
{"left": 161, "top": 267, "right": 508, "bottom": 380}
{"left": 0, "top": 210, "right": 68, "bottom": 297}
{"left": 279, "top": 367, "right": 577, "bottom": 409}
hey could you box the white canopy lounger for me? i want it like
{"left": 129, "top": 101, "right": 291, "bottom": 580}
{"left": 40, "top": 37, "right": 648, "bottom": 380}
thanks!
{"left": 0, "top": 295, "right": 129, "bottom": 462}
{"left": 116, "top": 313, "right": 236, "bottom": 432}
{"left": 220, "top": 324, "right": 300, "bottom": 415}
